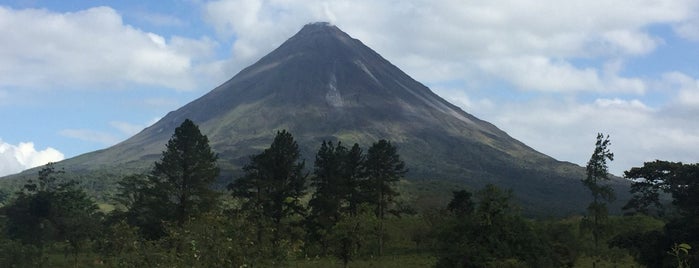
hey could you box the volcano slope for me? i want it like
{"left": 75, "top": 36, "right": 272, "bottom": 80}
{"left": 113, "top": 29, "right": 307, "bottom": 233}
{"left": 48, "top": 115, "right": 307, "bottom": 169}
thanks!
{"left": 4, "top": 22, "right": 628, "bottom": 216}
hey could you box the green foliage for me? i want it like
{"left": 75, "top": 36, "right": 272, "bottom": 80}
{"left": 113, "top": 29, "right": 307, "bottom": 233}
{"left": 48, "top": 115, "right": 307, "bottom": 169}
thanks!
{"left": 306, "top": 141, "right": 366, "bottom": 256}
{"left": 446, "top": 189, "right": 474, "bottom": 217}
{"left": 581, "top": 133, "right": 615, "bottom": 267}
{"left": 327, "top": 206, "right": 379, "bottom": 267}
{"left": 151, "top": 118, "right": 221, "bottom": 226}
{"left": 2, "top": 163, "right": 100, "bottom": 267}
{"left": 669, "top": 243, "right": 692, "bottom": 268}
{"left": 228, "top": 130, "right": 307, "bottom": 262}
{"left": 118, "top": 119, "right": 220, "bottom": 239}
{"left": 434, "top": 184, "right": 553, "bottom": 267}
{"left": 363, "top": 139, "right": 406, "bottom": 256}
{"left": 624, "top": 160, "right": 699, "bottom": 217}
{"left": 0, "top": 238, "right": 42, "bottom": 267}
{"left": 619, "top": 160, "right": 699, "bottom": 266}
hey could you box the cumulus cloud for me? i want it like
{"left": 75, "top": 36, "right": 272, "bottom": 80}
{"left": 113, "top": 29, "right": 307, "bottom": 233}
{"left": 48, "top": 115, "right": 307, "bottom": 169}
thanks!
{"left": 439, "top": 93, "right": 697, "bottom": 175}
{"left": 0, "top": 139, "right": 64, "bottom": 177}
{"left": 0, "top": 6, "right": 218, "bottom": 90}
{"left": 663, "top": 72, "right": 699, "bottom": 107}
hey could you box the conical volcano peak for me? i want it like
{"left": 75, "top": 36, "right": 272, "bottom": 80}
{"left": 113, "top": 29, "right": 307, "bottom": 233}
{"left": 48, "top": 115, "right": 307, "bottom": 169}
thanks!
{"left": 292, "top": 22, "right": 348, "bottom": 39}
{"left": 20, "top": 22, "right": 617, "bottom": 217}
{"left": 299, "top": 21, "right": 337, "bottom": 32}
{"left": 279, "top": 21, "right": 355, "bottom": 53}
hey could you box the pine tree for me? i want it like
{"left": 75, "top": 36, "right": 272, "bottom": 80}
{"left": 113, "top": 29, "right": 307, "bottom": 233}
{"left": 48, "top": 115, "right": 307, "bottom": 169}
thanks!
{"left": 307, "top": 141, "right": 346, "bottom": 251}
{"left": 362, "top": 139, "right": 406, "bottom": 256}
{"left": 581, "top": 133, "right": 614, "bottom": 268}
{"left": 307, "top": 141, "right": 366, "bottom": 253}
{"left": 229, "top": 130, "right": 307, "bottom": 260}
{"left": 125, "top": 119, "right": 220, "bottom": 238}
{"left": 343, "top": 143, "right": 365, "bottom": 216}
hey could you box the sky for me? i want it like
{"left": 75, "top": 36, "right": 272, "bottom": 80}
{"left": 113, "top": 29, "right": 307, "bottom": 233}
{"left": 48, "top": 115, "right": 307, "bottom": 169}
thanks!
{"left": 0, "top": 0, "right": 698, "bottom": 177}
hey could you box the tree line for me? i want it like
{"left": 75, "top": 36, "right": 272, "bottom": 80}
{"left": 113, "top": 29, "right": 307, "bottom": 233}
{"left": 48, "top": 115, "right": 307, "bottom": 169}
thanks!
{"left": 0, "top": 120, "right": 697, "bottom": 267}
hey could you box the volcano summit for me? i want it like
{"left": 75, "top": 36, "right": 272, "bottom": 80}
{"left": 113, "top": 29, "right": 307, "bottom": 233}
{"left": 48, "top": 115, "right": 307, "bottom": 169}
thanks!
{"left": 7, "top": 22, "right": 627, "bottom": 215}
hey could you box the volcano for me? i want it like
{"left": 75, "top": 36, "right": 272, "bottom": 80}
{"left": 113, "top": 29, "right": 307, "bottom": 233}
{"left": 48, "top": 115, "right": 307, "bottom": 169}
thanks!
{"left": 7, "top": 22, "right": 628, "bottom": 215}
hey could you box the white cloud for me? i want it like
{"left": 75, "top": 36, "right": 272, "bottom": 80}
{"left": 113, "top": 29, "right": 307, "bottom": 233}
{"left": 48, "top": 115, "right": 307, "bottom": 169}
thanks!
{"left": 663, "top": 71, "right": 699, "bottom": 107}
{"left": 202, "top": 0, "right": 695, "bottom": 93}
{"left": 448, "top": 95, "right": 697, "bottom": 176}
{"left": 0, "top": 139, "right": 64, "bottom": 176}
{"left": 0, "top": 6, "right": 219, "bottom": 90}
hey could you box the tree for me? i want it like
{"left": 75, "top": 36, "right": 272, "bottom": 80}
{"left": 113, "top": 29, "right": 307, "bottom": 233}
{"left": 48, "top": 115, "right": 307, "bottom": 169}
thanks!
{"left": 447, "top": 189, "right": 474, "bottom": 217}
{"left": 120, "top": 119, "right": 220, "bottom": 239}
{"left": 344, "top": 143, "right": 365, "bottom": 216}
{"left": 580, "top": 133, "right": 615, "bottom": 268}
{"left": 328, "top": 207, "right": 379, "bottom": 268}
{"left": 307, "top": 141, "right": 366, "bottom": 253}
{"left": 435, "top": 184, "right": 551, "bottom": 267}
{"left": 307, "top": 141, "right": 347, "bottom": 253}
{"left": 623, "top": 160, "right": 699, "bottom": 217}
{"left": 3, "top": 163, "right": 100, "bottom": 267}
{"left": 620, "top": 160, "right": 699, "bottom": 266}
{"left": 151, "top": 119, "right": 220, "bottom": 226}
{"left": 362, "top": 139, "right": 406, "bottom": 256}
{"left": 229, "top": 130, "right": 307, "bottom": 260}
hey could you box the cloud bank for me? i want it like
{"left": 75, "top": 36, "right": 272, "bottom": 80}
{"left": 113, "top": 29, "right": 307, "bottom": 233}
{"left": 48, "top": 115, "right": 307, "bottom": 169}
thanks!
{"left": 0, "top": 6, "right": 219, "bottom": 90}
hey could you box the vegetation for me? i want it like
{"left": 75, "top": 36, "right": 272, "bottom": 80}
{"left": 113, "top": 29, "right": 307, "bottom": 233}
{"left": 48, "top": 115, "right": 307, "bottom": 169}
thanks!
{"left": 581, "top": 133, "right": 615, "bottom": 267}
{"left": 0, "top": 122, "right": 697, "bottom": 267}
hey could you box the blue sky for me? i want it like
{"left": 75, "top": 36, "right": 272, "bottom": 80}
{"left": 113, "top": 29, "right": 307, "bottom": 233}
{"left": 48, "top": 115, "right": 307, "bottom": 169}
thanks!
{"left": 1, "top": 0, "right": 698, "bottom": 176}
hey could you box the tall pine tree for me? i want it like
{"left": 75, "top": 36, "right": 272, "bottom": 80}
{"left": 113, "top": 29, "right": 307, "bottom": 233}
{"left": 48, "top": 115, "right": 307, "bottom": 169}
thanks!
{"left": 581, "top": 133, "right": 614, "bottom": 268}
{"left": 363, "top": 139, "right": 406, "bottom": 256}
{"left": 123, "top": 118, "right": 219, "bottom": 239}
{"left": 229, "top": 130, "right": 307, "bottom": 259}
{"left": 307, "top": 141, "right": 366, "bottom": 253}
{"left": 307, "top": 141, "right": 346, "bottom": 251}
{"left": 152, "top": 119, "right": 220, "bottom": 226}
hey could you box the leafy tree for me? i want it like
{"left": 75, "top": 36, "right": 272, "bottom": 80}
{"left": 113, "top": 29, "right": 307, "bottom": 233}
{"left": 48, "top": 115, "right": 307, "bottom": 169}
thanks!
{"left": 619, "top": 160, "right": 699, "bottom": 266}
{"left": 328, "top": 206, "right": 379, "bottom": 268}
{"left": 229, "top": 130, "right": 307, "bottom": 260}
{"left": 580, "top": 133, "right": 614, "bottom": 268}
{"left": 2, "top": 163, "right": 99, "bottom": 267}
{"left": 362, "top": 139, "right": 406, "bottom": 256}
{"left": 435, "top": 184, "right": 551, "bottom": 267}
{"left": 623, "top": 160, "right": 699, "bottom": 217}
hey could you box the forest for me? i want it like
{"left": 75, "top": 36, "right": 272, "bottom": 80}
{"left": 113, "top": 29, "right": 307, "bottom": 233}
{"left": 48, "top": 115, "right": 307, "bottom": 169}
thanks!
{"left": 0, "top": 119, "right": 697, "bottom": 267}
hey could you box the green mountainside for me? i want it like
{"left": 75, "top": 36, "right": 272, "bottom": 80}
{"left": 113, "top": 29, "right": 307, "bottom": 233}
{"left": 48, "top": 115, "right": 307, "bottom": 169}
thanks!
{"left": 2, "top": 22, "right": 629, "bottom": 216}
